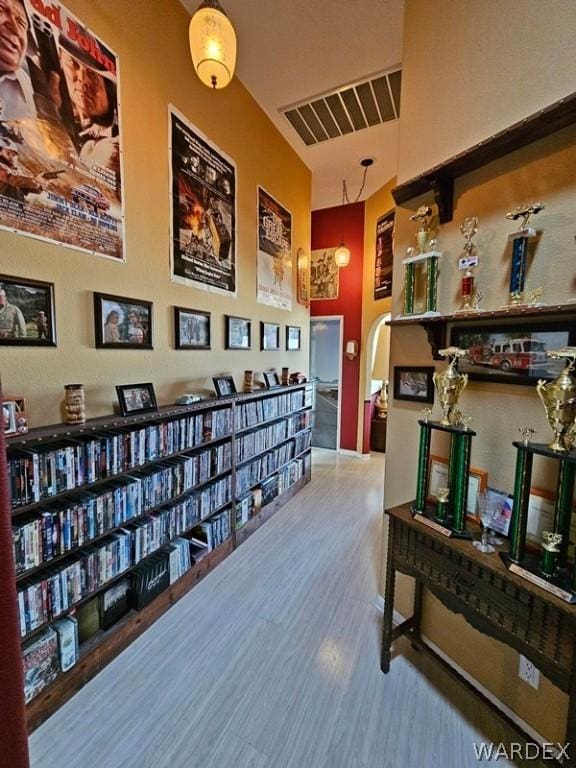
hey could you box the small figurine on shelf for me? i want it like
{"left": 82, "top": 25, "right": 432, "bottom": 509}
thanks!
{"left": 457, "top": 216, "right": 481, "bottom": 312}
{"left": 64, "top": 384, "right": 86, "bottom": 425}
{"left": 243, "top": 370, "right": 254, "bottom": 393}
{"left": 504, "top": 202, "right": 545, "bottom": 307}
{"left": 399, "top": 205, "right": 442, "bottom": 318}
{"left": 281, "top": 367, "right": 290, "bottom": 386}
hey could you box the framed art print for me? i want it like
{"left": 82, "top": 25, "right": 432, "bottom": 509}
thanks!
{"left": 174, "top": 307, "right": 211, "bottom": 350}
{"left": 225, "top": 315, "right": 251, "bottom": 350}
{"left": 95, "top": 293, "right": 153, "bottom": 349}
{"left": 116, "top": 383, "right": 158, "bottom": 416}
{"left": 393, "top": 366, "right": 434, "bottom": 403}
{"left": 0, "top": 275, "right": 56, "bottom": 346}
{"left": 261, "top": 321, "right": 280, "bottom": 351}
{"left": 286, "top": 325, "right": 302, "bottom": 351}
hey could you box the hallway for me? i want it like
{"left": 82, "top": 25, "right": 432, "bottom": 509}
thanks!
{"left": 30, "top": 450, "right": 522, "bottom": 768}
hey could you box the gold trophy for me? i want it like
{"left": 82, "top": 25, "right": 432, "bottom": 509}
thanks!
{"left": 433, "top": 347, "right": 469, "bottom": 426}
{"left": 536, "top": 347, "right": 576, "bottom": 452}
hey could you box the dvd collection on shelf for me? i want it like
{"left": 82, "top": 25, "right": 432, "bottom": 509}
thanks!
{"left": 8, "top": 384, "right": 314, "bottom": 715}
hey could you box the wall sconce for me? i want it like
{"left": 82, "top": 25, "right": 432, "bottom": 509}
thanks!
{"left": 189, "top": 0, "right": 237, "bottom": 89}
{"left": 345, "top": 340, "right": 359, "bottom": 360}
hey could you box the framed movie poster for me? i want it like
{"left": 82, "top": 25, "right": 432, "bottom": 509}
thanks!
{"left": 257, "top": 186, "right": 292, "bottom": 310}
{"left": 375, "top": 211, "right": 394, "bottom": 300}
{"left": 310, "top": 248, "right": 339, "bottom": 300}
{"left": 169, "top": 106, "right": 236, "bottom": 295}
{"left": 0, "top": 1, "right": 124, "bottom": 260}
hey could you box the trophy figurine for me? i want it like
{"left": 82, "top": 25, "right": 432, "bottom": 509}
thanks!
{"left": 410, "top": 205, "right": 433, "bottom": 253}
{"left": 504, "top": 202, "right": 545, "bottom": 307}
{"left": 457, "top": 216, "right": 480, "bottom": 312}
{"left": 433, "top": 347, "right": 469, "bottom": 426}
{"left": 435, "top": 487, "right": 450, "bottom": 522}
{"left": 536, "top": 347, "right": 576, "bottom": 452}
{"left": 518, "top": 425, "right": 536, "bottom": 446}
{"left": 540, "top": 532, "right": 562, "bottom": 578}
{"left": 400, "top": 206, "right": 441, "bottom": 317}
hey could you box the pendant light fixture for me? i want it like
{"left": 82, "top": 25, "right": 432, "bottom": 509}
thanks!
{"left": 334, "top": 158, "right": 374, "bottom": 268}
{"left": 189, "top": 0, "right": 237, "bottom": 90}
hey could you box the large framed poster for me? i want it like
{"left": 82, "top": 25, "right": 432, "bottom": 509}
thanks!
{"left": 169, "top": 107, "right": 236, "bottom": 295}
{"left": 0, "top": 1, "right": 124, "bottom": 260}
{"left": 374, "top": 211, "right": 394, "bottom": 300}
{"left": 257, "top": 186, "right": 292, "bottom": 310}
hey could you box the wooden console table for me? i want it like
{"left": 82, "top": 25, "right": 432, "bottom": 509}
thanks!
{"left": 381, "top": 503, "right": 576, "bottom": 758}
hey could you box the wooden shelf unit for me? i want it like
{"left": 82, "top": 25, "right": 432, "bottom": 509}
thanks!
{"left": 8, "top": 383, "right": 314, "bottom": 730}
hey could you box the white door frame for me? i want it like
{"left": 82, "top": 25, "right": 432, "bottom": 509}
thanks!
{"left": 310, "top": 315, "right": 344, "bottom": 451}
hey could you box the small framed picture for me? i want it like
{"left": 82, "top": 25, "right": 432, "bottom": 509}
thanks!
{"left": 393, "top": 366, "right": 434, "bottom": 403}
{"left": 428, "top": 455, "right": 488, "bottom": 522}
{"left": 174, "top": 307, "right": 210, "bottom": 350}
{"left": 94, "top": 293, "right": 153, "bottom": 349}
{"left": 0, "top": 274, "right": 56, "bottom": 346}
{"left": 225, "top": 315, "right": 251, "bottom": 350}
{"left": 261, "top": 322, "right": 280, "bottom": 351}
{"left": 263, "top": 371, "right": 281, "bottom": 389}
{"left": 484, "top": 487, "right": 514, "bottom": 537}
{"left": 116, "top": 383, "right": 158, "bottom": 416}
{"left": 213, "top": 375, "right": 237, "bottom": 398}
{"left": 3, "top": 396, "right": 28, "bottom": 437}
{"left": 286, "top": 325, "right": 302, "bottom": 351}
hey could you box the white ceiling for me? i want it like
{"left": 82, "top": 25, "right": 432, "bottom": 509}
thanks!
{"left": 181, "top": 0, "right": 404, "bottom": 210}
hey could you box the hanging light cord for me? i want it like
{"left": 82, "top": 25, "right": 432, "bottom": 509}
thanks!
{"left": 342, "top": 162, "right": 369, "bottom": 205}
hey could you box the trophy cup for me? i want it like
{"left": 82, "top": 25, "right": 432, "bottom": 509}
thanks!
{"left": 540, "top": 532, "right": 562, "bottom": 578}
{"left": 400, "top": 206, "right": 441, "bottom": 317}
{"left": 457, "top": 216, "right": 480, "bottom": 312}
{"left": 536, "top": 347, "right": 576, "bottom": 453}
{"left": 433, "top": 347, "right": 469, "bottom": 426}
{"left": 504, "top": 202, "right": 545, "bottom": 307}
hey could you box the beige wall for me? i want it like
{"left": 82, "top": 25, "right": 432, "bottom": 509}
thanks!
{"left": 0, "top": 0, "right": 311, "bottom": 426}
{"left": 385, "top": 0, "right": 576, "bottom": 742}
{"left": 356, "top": 179, "right": 395, "bottom": 450}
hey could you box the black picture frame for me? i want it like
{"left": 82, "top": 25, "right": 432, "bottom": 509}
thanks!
{"left": 0, "top": 274, "right": 56, "bottom": 346}
{"left": 286, "top": 325, "right": 302, "bottom": 351}
{"left": 261, "top": 321, "right": 280, "bottom": 351}
{"left": 263, "top": 371, "right": 281, "bottom": 389}
{"left": 213, "top": 375, "right": 237, "bottom": 398}
{"left": 94, "top": 292, "right": 153, "bottom": 349}
{"left": 174, "top": 306, "right": 211, "bottom": 350}
{"left": 225, "top": 315, "right": 251, "bottom": 350}
{"left": 116, "top": 383, "right": 158, "bottom": 416}
{"left": 450, "top": 321, "right": 576, "bottom": 385}
{"left": 393, "top": 366, "right": 435, "bottom": 403}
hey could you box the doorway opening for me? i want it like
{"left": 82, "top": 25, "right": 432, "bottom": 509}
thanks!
{"left": 365, "top": 313, "right": 391, "bottom": 453}
{"left": 309, "top": 316, "right": 343, "bottom": 450}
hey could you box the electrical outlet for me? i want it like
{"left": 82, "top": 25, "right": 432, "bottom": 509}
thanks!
{"left": 518, "top": 655, "right": 540, "bottom": 689}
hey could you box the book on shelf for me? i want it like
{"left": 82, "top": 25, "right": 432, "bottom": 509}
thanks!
{"left": 75, "top": 597, "right": 101, "bottom": 644}
{"left": 52, "top": 616, "right": 79, "bottom": 672}
{"left": 261, "top": 475, "right": 279, "bottom": 507}
{"left": 100, "top": 578, "right": 131, "bottom": 630}
{"left": 22, "top": 626, "right": 60, "bottom": 703}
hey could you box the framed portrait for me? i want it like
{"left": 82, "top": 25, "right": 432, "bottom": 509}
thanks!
{"left": 225, "top": 315, "right": 251, "bottom": 350}
{"left": 286, "top": 325, "right": 302, "bottom": 351}
{"left": 95, "top": 293, "right": 153, "bottom": 349}
{"left": 310, "top": 248, "right": 339, "bottom": 300}
{"left": 174, "top": 307, "right": 211, "bottom": 350}
{"left": 116, "top": 383, "right": 158, "bottom": 417}
{"left": 0, "top": 274, "right": 56, "bottom": 346}
{"left": 261, "top": 322, "right": 280, "bottom": 351}
{"left": 393, "top": 366, "right": 435, "bottom": 403}
{"left": 450, "top": 321, "right": 576, "bottom": 386}
{"left": 427, "top": 455, "right": 488, "bottom": 522}
{"left": 263, "top": 371, "right": 281, "bottom": 389}
{"left": 213, "top": 375, "right": 237, "bottom": 398}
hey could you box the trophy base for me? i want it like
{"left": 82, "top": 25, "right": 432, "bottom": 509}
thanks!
{"left": 410, "top": 504, "right": 472, "bottom": 539}
{"left": 500, "top": 553, "right": 576, "bottom": 603}
{"left": 499, "top": 302, "right": 547, "bottom": 311}
{"left": 455, "top": 306, "right": 483, "bottom": 314}
{"left": 396, "top": 310, "right": 442, "bottom": 320}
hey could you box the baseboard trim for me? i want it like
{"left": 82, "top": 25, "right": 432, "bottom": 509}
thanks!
{"left": 374, "top": 595, "right": 548, "bottom": 746}
{"left": 338, "top": 448, "right": 369, "bottom": 459}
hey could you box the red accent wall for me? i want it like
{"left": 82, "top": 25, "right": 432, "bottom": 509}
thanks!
{"left": 311, "top": 202, "right": 365, "bottom": 451}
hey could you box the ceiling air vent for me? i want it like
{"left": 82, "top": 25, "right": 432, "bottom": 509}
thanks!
{"left": 282, "top": 69, "right": 401, "bottom": 147}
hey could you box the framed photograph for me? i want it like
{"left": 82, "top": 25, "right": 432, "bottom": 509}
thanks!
{"left": 450, "top": 322, "right": 576, "bottom": 386}
{"left": 225, "top": 315, "right": 251, "bottom": 350}
{"left": 94, "top": 293, "right": 153, "bottom": 349}
{"left": 428, "top": 454, "right": 488, "bottom": 521}
{"left": 393, "top": 366, "right": 435, "bottom": 403}
{"left": 174, "top": 307, "right": 210, "bottom": 350}
{"left": 261, "top": 322, "right": 280, "bottom": 351}
{"left": 0, "top": 275, "right": 56, "bottom": 346}
{"left": 213, "top": 375, "right": 237, "bottom": 398}
{"left": 116, "top": 383, "right": 158, "bottom": 417}
{"left": 263, "top": 371, "right": 281, "bottom": 389}
{"left": 484, "top": 487, "right": 514, "bottom": 537}
{"left": 286, "top": 325, "right": 302, "bottom": 351}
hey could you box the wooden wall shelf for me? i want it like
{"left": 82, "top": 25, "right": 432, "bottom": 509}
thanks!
{"left": 391, "top": 91, "right": 576, "bottom": 222}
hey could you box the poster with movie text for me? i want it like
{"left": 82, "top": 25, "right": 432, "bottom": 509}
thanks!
{"left": 0, "top": 0, "right": 124, "bottom": 260}
{"left": 257, "top": 186, "right": 292, "bottom": 310}
{"left": 374, "top": 211, "right": 394, "bottom": 300}
{"left": 169, "top": 107, "right": 236, "bottom": 295}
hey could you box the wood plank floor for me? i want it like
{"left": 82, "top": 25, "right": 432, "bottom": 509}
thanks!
{"left": 30, "top": 450, "right": 529, "bottom": 768}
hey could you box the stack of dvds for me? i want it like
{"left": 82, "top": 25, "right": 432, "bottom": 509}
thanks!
{"left": 168, "top": 537, "right": 192, "bottom": 584}
{"left": 235, "top": 419, "right": 289, "bottom": 464}
{"left": 193, "top": 509, "right": 231, "bottom": 551}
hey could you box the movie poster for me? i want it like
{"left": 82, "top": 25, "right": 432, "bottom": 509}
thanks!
{"left": 169, "top": 107, "right": 236, "bottom": 295}
{"left": 310, "top": 248, "right": 339, "bottom": 300}
{"left": 0, "top": 1, "right": 124, "bottom": 260}
{"left": 257, "top": 186, "right": 292, "bottom": 310}
{"left": 374, "top": 211, "right": 394, "bottom": 300}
